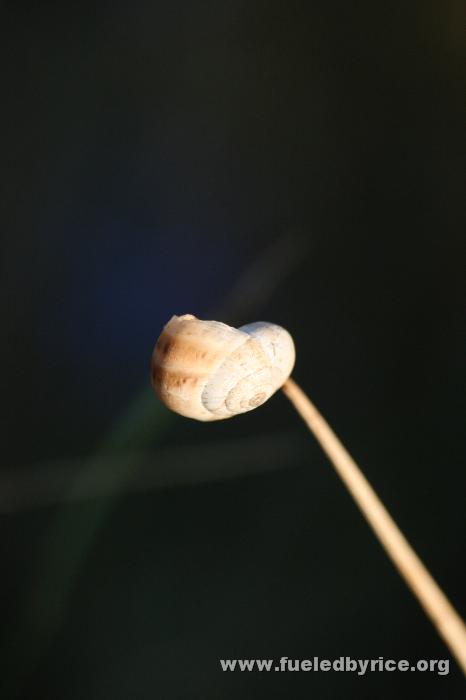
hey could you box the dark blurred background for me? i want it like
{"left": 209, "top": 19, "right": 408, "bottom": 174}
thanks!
{"left": 1, "top": 1, "right": 465, "bottom": 698}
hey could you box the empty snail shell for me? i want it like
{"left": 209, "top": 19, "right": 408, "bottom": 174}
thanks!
{"left": 151, "top": 314, "right": 295, "bottom": 421}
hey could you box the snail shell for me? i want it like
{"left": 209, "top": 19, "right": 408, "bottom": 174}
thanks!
{"left": 151, "top": 314, "right": 295, "bottom": 421}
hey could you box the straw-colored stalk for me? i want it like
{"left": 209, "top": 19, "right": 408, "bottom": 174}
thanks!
{"left": 282, "top": 377, "right": 466, "bottom": 674}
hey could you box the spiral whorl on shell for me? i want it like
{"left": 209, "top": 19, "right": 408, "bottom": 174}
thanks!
{"left": 151, "top": 314, "right": 295, "bottom": 421}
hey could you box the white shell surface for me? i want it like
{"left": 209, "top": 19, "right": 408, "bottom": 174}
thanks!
{"left": 238, "top": 322, "right": 296, "bottom": 385}
{"left": 151, "top": 314, "right": 295, "bottom": 421}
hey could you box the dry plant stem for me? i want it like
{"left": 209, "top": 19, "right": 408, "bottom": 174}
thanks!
{"left": 282, "top": 377, "right": 466, "bottom": 674}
